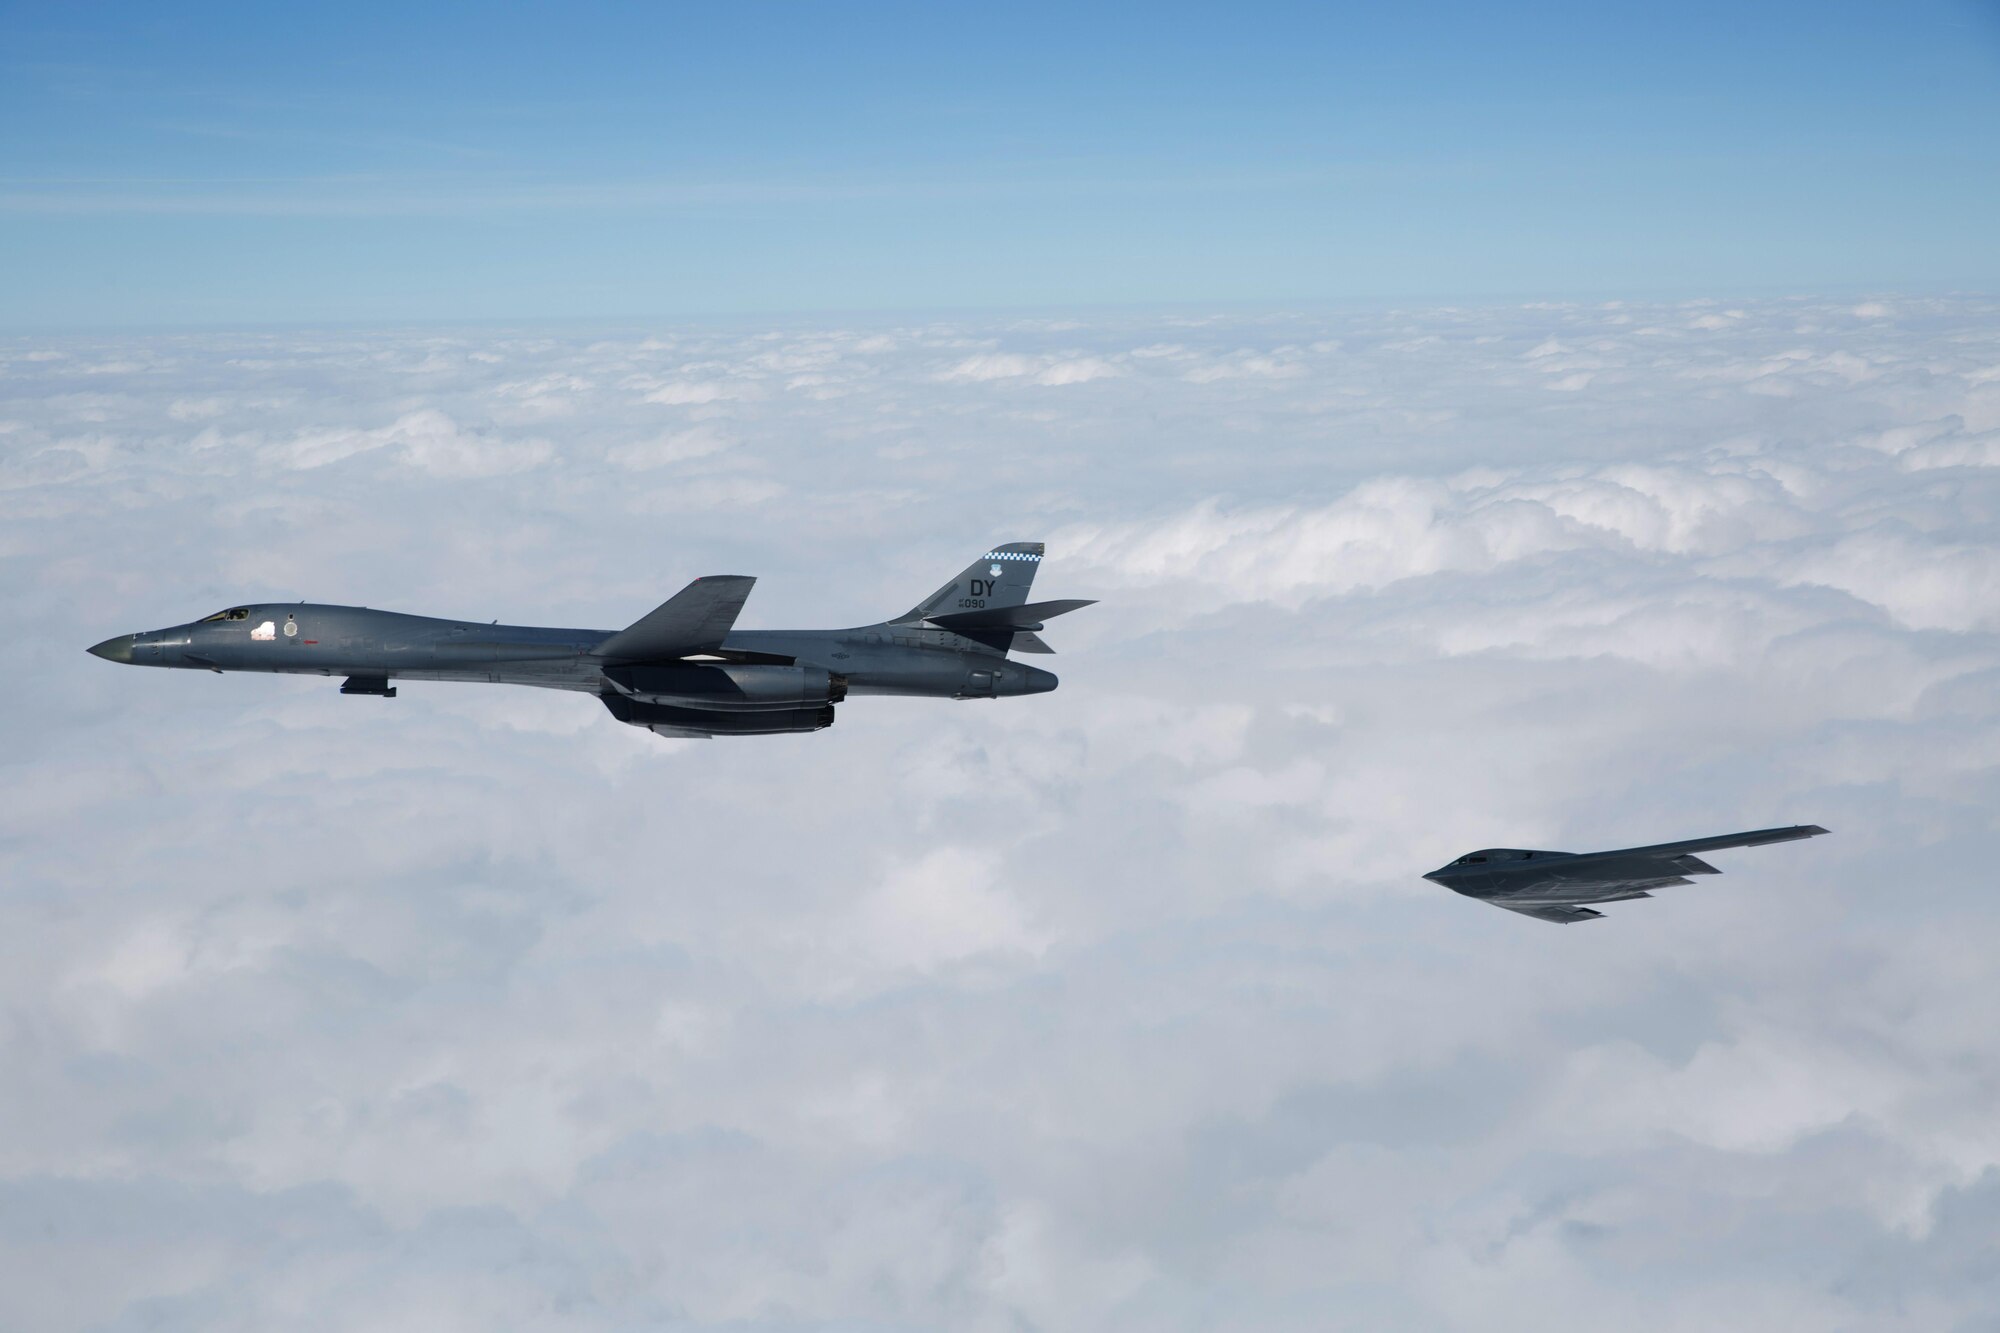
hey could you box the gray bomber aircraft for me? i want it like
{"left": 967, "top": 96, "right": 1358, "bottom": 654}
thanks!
{"left": 85, "top": 542, "right": 1092, "bottom": 738}
{"left": 1423, "top": 824, "right": 1828, "bottom": 924}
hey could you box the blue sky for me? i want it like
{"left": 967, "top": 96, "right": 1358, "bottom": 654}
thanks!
{"left": 4, "top": 0, "right": 1999, "bottom": 325}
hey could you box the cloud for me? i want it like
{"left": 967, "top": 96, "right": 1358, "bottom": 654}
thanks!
{"left": 261, "top": 409, "right": 553, "bottom": 476}
{"left": 936, "top": 351, "right": 1042, "bottom": 382}
{"left": 934, "top": 351, "right": 1125, "bottom": 386}
{"left": 640, "top": 379, "right": 752, "bottom": 405}
{"left": 603, "top": 424, "right": 735, "bottom": 470}
{"left": 4, "top": 295, "right": 2000, "bottom": 1329}
{"left": 1034, "top": 357, "right": 1121, "bottom": 386}
{"left": 1180, "top": 352, "right": 1308, "bottom": 382}
{"left": 1050, "top": 462, "right": 1819, "bottom": 613}
{"left": 838, "top": 846, "right": 1049, "bottom": 977}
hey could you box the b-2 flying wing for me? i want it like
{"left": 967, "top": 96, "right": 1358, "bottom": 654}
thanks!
{"left": 1422, "top": 825, "right": 1830, "bottom": 924}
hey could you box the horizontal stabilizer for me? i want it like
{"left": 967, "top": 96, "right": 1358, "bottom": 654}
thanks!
{"left": 925, "top": 598, "right": 1096, "bottom": 632}
{"left": 596, "top": 576, "right": 755, "bottom": 662}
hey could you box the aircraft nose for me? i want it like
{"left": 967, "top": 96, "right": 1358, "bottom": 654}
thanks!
{"left": 1024, "top": 666, "right": 1058, "bottom": 694}
{"left": 87, "top": 634, "right": 135, "bottom": 664}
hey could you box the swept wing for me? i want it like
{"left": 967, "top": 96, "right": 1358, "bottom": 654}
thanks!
{"left": 594, "top": 576, "right": 755, "bottom": 662}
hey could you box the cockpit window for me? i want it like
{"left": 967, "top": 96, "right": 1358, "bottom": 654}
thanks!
{"left": 199, "top": 608, "right": 252, "bottom": 623}
{"left": 1456, "top": 855, "right": 1488, "bottom": 864}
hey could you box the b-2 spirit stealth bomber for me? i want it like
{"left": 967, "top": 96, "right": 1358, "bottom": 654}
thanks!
{"left": 1423, "top": 825, "right": 1829, "bottom": 924}
{"left": 86, "top": 542, "right": 1092, "bottom": 739}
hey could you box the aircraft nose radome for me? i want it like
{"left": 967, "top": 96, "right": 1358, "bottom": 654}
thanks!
{"left": 87, "top": 634, "right": 135, "bottom": 664}
{"left": 1025, "top": 667, "right": 1058, "bottom": 694}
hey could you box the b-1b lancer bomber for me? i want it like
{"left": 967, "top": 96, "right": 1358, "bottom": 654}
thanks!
{"left": 1423, "top": 825, "right": 1829, "bottom": 924}
{"left": 86, "top": 542, "right": 1093, "bottom": 739}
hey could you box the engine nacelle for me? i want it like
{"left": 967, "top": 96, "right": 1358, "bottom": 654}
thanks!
{"left": 601, "top": 693, "right": 835, "bottom": 736}
{"left": 601, "top": 663, "right": 845, "bottom": 712}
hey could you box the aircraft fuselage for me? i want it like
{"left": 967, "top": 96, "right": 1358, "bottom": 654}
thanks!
{"left": 88, "top": 603, "right": 1058, "bottom": 700}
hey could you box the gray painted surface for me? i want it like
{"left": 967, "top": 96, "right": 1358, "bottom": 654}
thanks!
{"left": 86, "top": 542, "right": 1086, "bottom": 738}
{"left": 1423, "top": 825, "right": 1831, "bottom": 924}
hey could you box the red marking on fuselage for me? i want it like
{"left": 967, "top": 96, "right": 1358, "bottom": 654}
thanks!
{"left": 303, "top": 639, "right": 318, "bottom": 644}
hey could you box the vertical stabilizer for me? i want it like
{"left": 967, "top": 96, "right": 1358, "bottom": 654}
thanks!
{"left": 896, "top": 541, "right": 1043, "bottom": 623}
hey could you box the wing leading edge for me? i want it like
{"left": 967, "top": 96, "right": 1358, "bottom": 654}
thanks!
{"left": 595, "top": 576, "right": 756, "bottom": 662}
{"left": 1561, "top": 824, "right": 1829, "bottom": 869}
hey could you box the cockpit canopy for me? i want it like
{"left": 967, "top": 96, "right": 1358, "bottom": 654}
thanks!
{"left": 198, "top": 607, "right": 253, "bottom": 623}
{"left": 1452, "top": 849, "right": 1539, "bottom": 865}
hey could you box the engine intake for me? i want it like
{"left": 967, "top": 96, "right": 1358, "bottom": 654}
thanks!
{"left": 601, "top": 663, "right": 845, "bottom": 712}
{"left": 601, "top": 693, "right": 835, "bottom": 736}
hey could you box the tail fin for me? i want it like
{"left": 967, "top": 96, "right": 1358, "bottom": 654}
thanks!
{"left": 896, "top": 541, "right": 1045, "bottom": 624}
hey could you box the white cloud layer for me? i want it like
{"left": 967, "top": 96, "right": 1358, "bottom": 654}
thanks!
{"left": 3, "top": 296, "right": 1999, "bottom": 1329}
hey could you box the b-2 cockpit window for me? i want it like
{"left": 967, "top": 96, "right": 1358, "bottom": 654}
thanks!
{"left": 198, "top": 608, "right": 252, "bottom": 623}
